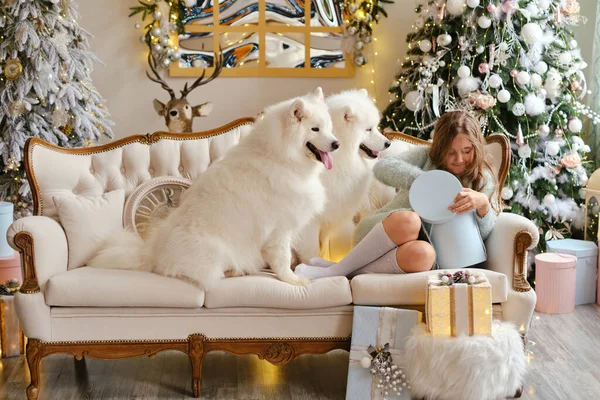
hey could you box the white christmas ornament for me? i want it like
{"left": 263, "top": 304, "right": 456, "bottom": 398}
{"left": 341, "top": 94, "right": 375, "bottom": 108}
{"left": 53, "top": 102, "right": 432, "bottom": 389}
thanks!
{"left": 360, "top": 356, "right": 372, "bottom": 369}
{"left": 447, "top": 0, "right": 467, "bottom": 16}
{"left": 488, "top": 74, "right": 502, "bottom": 89}
{"left": 547, "top": 141, "right": 560, "bottom": 156}
{"left": 522, "top": 23, "right": 542, "bottom": 45}
{"left": 558, "top": 52, "right": 572, "bottom": 65}
{"left": 530, "top": 73, "right": 543, "bottom": 88}
{"left": 543, "top": 69, "right": 562, "bottom": 101}
{"left": 535, "top": 61, "right": 548, "bottom": 74}
{"left": 476, "top": 45, "right": 485, "bottom": 54}
{"left": 405, "top": 90, "right": 423, "bottom": 111}
{"left": 420, "top": 39, "right": 432, "bottom": 53}
{"left": 497, "top": 89, "right": 511, "bottom": 103}
{"left": 516, "top": 71, "right": 530, "bottom": 85}
{"left": 501, "top": 187, "right": 514, "bottom": 200}
{"left": 526, "top": 4, "right": 540, "bottom": 17}
{"left": 512, "top": 103, "right": 525, "bottom": 116}
{"left": 537, "top": 0, "right": 550, "bottom": 11}
{"left": 151, "top": 27, "right": 162, "bottom": 37}
{"left": 518, "top": 144, "right": 532, "bottom": 159}
{"left": 543, "top": 194, "right": 556, "bottom": 206}
{"left": 538, "top": 125, "right": 550, "bottom": 138}
{"left": 478, "top": 16, "right": 491, "bottom": 29}
{"left": 437, "top": 34, "right": 452, "bottom": 47}
{"left": 467, "top": 0, "right": 480, "bottom": 8}
{"left": 415, "top": 18, "right": 425, "bottom": 28}
{"left": 568, "top": 117, "right": 583, "bottom": 133}
{"left": 458, "top": 65, "right": 471, "bottom": 78}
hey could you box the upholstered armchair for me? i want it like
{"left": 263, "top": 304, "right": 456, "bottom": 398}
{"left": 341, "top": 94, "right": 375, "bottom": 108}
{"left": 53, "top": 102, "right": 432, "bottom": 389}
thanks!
{"left": 323, "top": 132, "right": 539, "bottom": 335}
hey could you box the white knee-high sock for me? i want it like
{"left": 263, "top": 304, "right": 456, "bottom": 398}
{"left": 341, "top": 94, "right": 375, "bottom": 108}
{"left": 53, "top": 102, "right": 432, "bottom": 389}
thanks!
{"left": 347, "top": 248, "right": 404, "bottom": 279}
{"left": 294, "top": 222, "right": 396, "bottom": 279}
{"left": 309, "top": 257, "right": 335, "bottom": 267}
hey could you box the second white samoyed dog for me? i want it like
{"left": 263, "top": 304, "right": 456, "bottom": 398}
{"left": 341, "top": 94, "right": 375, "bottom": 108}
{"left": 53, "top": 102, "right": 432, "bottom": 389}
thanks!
{"left": 89, "top": 87, "right": 339, "bottom": 289}
{"left": 293, "top": 89, "right": 390, "bottom": 262}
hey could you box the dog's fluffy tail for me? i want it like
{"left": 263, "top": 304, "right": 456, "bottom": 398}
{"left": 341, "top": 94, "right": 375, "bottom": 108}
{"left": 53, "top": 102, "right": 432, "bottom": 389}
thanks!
{"left": 87, "top": 230, "right": 152, "bottom": 272}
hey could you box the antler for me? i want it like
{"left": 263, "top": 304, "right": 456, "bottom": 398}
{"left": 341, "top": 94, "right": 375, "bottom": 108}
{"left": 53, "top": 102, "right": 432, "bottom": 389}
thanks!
{"left": 180, "top": 50, "right": 224, "bottom": 98}
{"left": 146, "top": 53, "right": 176, "bottom": 100}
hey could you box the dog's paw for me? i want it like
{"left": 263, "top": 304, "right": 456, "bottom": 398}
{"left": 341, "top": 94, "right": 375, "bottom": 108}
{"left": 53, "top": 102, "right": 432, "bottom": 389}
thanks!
{"left": 278, "top": 272, "right": 310, "bottom": 286}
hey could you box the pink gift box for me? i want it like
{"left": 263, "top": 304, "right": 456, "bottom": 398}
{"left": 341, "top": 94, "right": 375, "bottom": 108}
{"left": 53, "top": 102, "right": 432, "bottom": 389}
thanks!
{"left": 0, "top": 251, "right": 21, "bottom": 285}
{"left": 535, "top": 252, "right": 577, "bottom": 314}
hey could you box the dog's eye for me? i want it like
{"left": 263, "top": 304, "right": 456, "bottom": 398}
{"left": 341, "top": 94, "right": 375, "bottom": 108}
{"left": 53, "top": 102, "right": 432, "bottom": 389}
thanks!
{"left": 311, "top": 127, "right": 320, "bottom": 132}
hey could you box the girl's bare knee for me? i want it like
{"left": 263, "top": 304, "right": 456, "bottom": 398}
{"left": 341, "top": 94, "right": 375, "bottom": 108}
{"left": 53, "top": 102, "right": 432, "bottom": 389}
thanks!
{"left": 382, "top": 210, "right": 422, "bottom": 245}
{"left": 397, "top": 241, "right": 436, "bottom": 273}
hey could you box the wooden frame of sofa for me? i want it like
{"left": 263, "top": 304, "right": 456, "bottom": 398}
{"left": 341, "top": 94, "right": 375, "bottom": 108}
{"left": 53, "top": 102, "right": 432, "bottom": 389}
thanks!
{"left": 16, "top": 119, "right": 531, "bottom": 399}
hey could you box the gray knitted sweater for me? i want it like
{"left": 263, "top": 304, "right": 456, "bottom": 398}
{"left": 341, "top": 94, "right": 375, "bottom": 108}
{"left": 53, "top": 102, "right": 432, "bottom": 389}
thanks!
{"left": 354, "top": 146, "right": 499, "bottom": 244}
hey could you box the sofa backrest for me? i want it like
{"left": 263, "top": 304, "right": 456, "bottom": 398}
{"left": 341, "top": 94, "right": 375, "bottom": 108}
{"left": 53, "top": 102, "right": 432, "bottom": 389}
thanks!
{"left": 371, "top": 132, "right": 510, "bottom": 211}
{"left": 25, "top": 118, "right": 255, "bottom": 218}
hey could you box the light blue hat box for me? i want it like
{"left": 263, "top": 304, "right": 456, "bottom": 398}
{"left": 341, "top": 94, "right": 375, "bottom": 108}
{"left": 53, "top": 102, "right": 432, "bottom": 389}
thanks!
{"left": 409, "top": 170, "right": 487, "bottom": 269}
{"left": 545, "top": 238, "right": 598, "bottom": 305}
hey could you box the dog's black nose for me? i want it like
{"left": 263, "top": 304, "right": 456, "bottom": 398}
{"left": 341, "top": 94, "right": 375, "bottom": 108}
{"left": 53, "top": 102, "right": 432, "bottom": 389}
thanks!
{"left": 384, "top": 141, "right": 391, "bottom": 149}
{"left": 331, "top": 141, "right": 340, "bottom": 150}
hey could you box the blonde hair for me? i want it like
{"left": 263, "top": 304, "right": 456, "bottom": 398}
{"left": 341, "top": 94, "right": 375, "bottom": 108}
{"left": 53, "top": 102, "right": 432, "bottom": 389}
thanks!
{"left": 429, "top": 111, "right": 501, "bottom": 212}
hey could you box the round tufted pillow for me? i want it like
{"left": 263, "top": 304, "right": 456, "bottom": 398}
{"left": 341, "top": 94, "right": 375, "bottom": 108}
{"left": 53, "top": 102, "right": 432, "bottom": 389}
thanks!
{"left": 123, "top": 176, "right": 192, "bottom": 238}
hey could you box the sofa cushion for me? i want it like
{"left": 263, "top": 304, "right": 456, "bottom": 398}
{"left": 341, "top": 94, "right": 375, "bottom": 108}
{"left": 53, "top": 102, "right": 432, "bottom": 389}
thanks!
{"left": 44, "top": 267, "right": 204, "bottom": 308}
{"left": 204, "top": 272, "right": 352, "bottom": 309}
{"left": 351, "top": 269, "right": 508, "bottom": 306}
{"left": 53, "top": 189, "right": 125, "bottom": 269}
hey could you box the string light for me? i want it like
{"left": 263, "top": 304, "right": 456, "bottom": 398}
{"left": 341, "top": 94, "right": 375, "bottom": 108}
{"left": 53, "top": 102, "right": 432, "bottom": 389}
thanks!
{"left": 370, "top": 36, "right": 378, "bottom": 105}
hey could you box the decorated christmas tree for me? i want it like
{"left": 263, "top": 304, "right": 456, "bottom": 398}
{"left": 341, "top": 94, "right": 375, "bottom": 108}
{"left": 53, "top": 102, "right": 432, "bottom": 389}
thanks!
{"left": 0, "top": 0, "right": 114, "bottom": 217}
{"left": 381, "top": 0, "right": 598, "bottom": 249}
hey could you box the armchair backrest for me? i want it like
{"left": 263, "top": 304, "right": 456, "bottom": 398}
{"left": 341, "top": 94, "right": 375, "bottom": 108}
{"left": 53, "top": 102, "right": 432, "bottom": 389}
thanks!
{"left": 24, "top": 118, "right": 255, "bottom": 218}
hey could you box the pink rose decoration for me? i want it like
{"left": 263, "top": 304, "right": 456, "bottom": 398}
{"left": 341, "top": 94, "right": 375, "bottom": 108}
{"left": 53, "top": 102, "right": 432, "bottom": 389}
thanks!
{"left": 563, "top": 0, "right": 580, "bottom": 15}
{"left": 487, "top": 4, "right": 496, "bottom": 13}
{"left": 468, "top": 91, "right": 496, "bottom": 110}
{"left": 478, "top": 63, "right": 490, "bottom": 74}
{"left": 510, "top": 69, "right": 518, "bottom": 77}
{"left": 559, "top": 153, "right": 582, "bottom": 169}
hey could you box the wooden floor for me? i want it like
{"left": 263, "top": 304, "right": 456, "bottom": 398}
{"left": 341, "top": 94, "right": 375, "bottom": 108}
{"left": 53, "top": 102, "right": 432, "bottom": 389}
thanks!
{"left": 0, "top": 304, "right": 599, "bottom": 400}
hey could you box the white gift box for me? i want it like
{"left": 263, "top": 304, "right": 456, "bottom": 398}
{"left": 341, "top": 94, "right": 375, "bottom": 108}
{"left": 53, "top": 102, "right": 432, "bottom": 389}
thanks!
{"left": 545, "top": 239, "right": 598, "bottom": 305}
{"left": 346, "top": 306, "right": 421, "bottom": 400}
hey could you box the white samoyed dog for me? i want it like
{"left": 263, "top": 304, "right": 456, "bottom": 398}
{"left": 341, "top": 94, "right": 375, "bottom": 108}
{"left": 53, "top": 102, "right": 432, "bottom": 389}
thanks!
{"left": 293, "top": 89, "right": 390, "bottom": 262}
{"left": 88, "top": 87, "right": 339, "bottom": 290}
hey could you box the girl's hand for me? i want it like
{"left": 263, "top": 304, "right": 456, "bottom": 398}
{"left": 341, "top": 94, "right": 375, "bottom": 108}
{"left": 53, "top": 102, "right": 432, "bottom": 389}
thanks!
{"left": 448, "top": 188, "right": 489, "bottom": 216}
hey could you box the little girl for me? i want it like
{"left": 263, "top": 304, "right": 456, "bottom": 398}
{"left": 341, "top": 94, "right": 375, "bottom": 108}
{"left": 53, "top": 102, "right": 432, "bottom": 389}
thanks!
{"left": 295, "top": 111, "right": 501, "bottom": 280}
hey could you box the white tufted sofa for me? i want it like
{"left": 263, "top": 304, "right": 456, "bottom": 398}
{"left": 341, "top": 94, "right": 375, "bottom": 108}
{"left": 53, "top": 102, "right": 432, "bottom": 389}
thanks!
{"left": 9, "top": 118, "right": 538, "bottom": 399}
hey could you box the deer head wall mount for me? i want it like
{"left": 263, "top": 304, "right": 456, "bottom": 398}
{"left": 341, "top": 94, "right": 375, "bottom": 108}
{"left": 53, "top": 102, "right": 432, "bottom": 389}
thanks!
{"left": 147, "top": 53, "right": 223, "bottom": 133}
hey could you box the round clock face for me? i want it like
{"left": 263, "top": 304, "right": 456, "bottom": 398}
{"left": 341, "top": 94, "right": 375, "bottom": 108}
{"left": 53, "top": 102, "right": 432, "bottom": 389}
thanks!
{"left": 123, "top": 177, "right": 192, "bottom": 238}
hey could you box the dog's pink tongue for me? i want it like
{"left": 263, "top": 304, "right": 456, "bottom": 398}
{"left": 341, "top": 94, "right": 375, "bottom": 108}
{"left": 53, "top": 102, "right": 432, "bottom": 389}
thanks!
{"left": 319, "top": 151, "right": 333, "bottom": 170}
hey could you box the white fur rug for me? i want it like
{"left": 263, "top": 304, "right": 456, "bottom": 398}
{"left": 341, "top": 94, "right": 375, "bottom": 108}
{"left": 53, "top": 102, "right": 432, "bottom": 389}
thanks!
{"left": 405, "top": 322, "right": 527, "bottom": 400}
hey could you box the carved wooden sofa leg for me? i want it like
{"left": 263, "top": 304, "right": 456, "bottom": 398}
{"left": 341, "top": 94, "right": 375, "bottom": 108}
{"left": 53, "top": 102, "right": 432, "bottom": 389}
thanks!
{"left": 26, "top": 339, "right": 43, "bottom": 400}
{"left": 188, "top": 334, "right": 206, "bottom": 398}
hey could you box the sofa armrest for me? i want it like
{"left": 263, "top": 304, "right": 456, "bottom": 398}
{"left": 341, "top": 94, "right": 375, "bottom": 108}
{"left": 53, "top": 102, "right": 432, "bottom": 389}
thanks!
{"left": 7, "top": 216, "right": 68, "bottom": 293}
{"left": 483, "top": 213, "right": 539, "bottom": 292}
